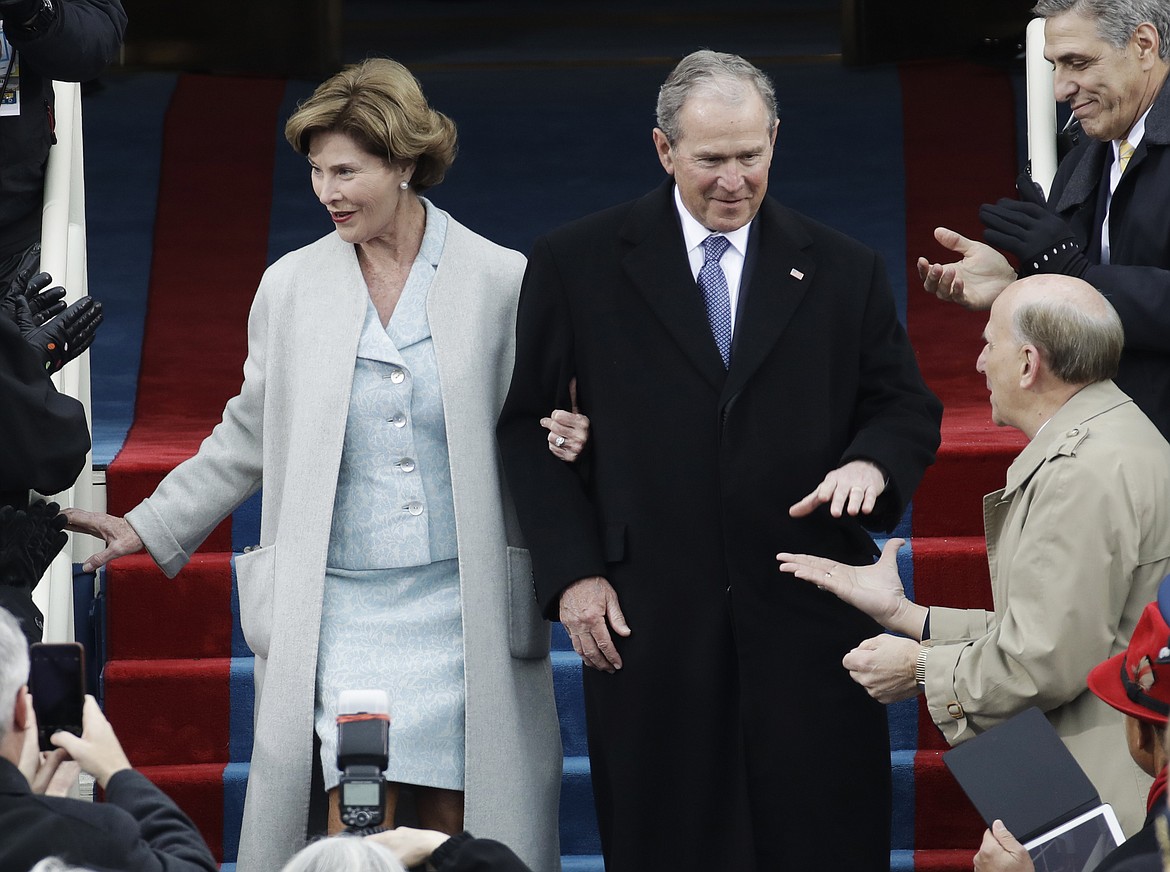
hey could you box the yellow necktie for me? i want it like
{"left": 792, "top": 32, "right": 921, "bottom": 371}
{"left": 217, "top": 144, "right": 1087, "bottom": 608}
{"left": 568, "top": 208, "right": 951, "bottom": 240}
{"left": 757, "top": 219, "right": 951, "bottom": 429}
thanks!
{"left": 1119, "top": 139, "right": 1135, "bottom": 174}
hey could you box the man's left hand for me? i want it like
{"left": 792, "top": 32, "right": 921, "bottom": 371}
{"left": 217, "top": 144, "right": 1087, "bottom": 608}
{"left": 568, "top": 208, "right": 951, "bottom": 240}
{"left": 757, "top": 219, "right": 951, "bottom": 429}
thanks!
{"left": 842, "top": 634, "right": 920, "bottom": 704}
{"left": 974, "top": 821, "right": 1034, "bottom": 872}
{"left": 790, "top": 459, "right": 886, "bottom": 518}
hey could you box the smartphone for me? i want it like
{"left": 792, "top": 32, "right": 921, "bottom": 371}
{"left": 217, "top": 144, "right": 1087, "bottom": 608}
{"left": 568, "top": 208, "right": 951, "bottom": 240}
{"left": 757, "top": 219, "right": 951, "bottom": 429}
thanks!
{"left": 28, "top": 642, "right": 86, "bottom": 752}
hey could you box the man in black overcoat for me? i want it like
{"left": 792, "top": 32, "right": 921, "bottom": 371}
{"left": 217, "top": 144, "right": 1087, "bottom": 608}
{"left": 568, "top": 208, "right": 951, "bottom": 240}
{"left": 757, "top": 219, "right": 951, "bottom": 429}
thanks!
{"left": 497, "top": 50, "right": 942, "bottom": 871}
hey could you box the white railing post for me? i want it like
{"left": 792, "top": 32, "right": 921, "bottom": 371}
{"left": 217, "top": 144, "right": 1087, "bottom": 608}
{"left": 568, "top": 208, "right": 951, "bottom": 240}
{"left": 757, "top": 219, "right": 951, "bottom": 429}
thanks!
{"left": 32, "top": 80, "right": 94, "bottom": 643}
{"left": 1026, "top": 17, "right": 1058, "bottom": 197}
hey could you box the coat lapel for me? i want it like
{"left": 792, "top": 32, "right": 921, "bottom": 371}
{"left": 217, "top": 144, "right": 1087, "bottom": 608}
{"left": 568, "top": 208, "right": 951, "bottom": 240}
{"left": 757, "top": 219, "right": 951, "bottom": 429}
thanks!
{"left": 720, "top": 200, "right": 814, "bottom": 404}
{"left": 1053, "top": 138, "right": 1109, "bottom": 214}
{"left": 620, "top": 183, "right": 728, "bottom": 391}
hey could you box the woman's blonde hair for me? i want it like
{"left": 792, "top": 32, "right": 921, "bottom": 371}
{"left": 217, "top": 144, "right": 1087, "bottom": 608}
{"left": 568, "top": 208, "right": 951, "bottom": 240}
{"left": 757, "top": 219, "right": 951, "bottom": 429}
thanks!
{"left": 284, "top": 58, "right": 457, "bottom": 191}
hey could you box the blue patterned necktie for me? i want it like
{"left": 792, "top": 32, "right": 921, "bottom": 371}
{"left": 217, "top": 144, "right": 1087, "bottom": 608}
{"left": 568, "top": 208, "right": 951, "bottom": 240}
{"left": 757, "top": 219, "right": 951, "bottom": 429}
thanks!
{"left": 698, "top": 234, "right": 733, "bottom": 368}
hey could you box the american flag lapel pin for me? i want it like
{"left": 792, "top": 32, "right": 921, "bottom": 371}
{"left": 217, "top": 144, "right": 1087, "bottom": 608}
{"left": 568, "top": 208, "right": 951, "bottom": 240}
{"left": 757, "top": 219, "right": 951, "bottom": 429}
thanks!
{"left": 790, "top": 268, "right": 805, "bottom": 280}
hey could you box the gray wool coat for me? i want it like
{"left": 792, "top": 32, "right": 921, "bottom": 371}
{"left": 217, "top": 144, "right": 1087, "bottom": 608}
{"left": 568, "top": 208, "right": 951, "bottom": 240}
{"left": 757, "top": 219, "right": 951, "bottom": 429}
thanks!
{"left": 125, "top": 210, "right": 563, "bottom": 872}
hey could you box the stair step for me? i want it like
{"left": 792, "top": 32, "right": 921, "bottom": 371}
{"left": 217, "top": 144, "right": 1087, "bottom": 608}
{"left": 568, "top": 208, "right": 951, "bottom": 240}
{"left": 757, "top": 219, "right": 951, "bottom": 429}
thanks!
{"left": 910, "top": 536, "right": 993, "bottom": 611}
{"left": 137, "top": 762, "right": 228, "bottom": 864}
{"left": 103, "top": 656, "right": 253, "bottom": 765}
{"left": 560, "top": 756, "right": 600, "bottom": 856}
{"left": 105, "top": 552, "right": 236, "bottom": 660}
{"left": 913, "top": 413, "right": 1023, "bottom": 538}
{"left": 551, "top": 650, "right": 588, "bottom": 758}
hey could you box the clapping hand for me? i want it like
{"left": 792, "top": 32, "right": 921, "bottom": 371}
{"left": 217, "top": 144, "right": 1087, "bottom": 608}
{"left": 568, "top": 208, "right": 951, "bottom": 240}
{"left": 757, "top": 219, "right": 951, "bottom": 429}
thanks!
{"left": 24, "top": 295, "right": 104, "bottom": 372}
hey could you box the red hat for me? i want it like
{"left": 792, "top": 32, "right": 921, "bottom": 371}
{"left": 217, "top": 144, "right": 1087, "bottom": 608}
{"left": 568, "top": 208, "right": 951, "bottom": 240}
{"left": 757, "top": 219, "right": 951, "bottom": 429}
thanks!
{"left": 1087, "top": 578, "right": 1170, "bottom": 726}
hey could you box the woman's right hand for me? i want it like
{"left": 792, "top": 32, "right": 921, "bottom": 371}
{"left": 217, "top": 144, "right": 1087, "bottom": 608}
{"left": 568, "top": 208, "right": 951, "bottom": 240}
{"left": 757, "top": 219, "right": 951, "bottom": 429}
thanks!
{"left": 61, "top": 508, "right": 144, "bottom": 572}
{"left": 541, "top": 376, "right": 590, "bottom": 462}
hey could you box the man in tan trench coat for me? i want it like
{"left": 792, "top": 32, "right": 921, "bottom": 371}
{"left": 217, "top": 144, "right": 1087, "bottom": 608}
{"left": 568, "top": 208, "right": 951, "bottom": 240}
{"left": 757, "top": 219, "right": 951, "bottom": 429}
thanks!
{"left": 779, "top": 274, "right": 1170, "bottom": 835}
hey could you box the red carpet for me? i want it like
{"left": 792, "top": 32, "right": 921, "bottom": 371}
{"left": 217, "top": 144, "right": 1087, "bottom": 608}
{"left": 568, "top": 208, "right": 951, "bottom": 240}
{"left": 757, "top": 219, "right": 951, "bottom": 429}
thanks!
{"left": 101, "top": 74, "right": 287, "bottom": 864}
{"left": 105, "top": 74, "right": 287, "bottom": 550}
{"left": 900, "top": 61, "right": 1025, "bottom": 860}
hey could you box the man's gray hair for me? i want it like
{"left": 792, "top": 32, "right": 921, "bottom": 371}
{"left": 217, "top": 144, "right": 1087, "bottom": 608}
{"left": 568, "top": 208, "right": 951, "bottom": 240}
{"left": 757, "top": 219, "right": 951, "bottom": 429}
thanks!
{"left": 1032, "top": 0, "right": 1170, "bottom": 60}
{"left": 0, "top": 607, "right": 29, "bottom": 742}
{"left": 280, "top": 836, "right": 406, "bottom": 872}
{"left": 1012, "top": 292, "right": 1124, "bottom": 384}
{"left": 656, "top": 50, "right": 778, "bottom": 145}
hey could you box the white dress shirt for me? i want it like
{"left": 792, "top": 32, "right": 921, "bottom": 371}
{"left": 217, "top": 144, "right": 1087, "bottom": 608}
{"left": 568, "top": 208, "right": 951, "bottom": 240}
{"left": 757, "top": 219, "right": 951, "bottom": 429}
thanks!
{"left": 673, "top": 185, "right": 753, "bottom": 332}
{"left": 1101, "top": 107, "right": 1150, "bottom": 265}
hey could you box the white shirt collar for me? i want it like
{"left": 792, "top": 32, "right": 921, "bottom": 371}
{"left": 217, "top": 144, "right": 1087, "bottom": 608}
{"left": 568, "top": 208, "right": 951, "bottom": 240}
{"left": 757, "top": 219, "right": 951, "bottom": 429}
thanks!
{"left": 673, "top": 184, "right": 753, "bottom": 258}
{"left": 1118, "top": 105, "right": 1153, "bottom": 156}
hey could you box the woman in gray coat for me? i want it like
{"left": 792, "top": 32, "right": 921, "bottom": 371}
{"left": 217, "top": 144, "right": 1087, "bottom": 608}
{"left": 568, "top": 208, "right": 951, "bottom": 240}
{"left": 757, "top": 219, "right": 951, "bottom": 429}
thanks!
{"left": 65, "top": 59, "right": 578, "bottom": 872}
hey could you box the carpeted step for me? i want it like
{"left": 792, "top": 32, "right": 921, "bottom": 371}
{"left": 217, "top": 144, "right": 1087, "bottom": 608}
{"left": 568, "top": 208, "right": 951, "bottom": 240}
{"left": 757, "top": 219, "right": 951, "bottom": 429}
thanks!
{"left": 135, "top": 761, "right": 248, "bottom": 864}
{"left": 912, "top": 750, "right": 985, "bottom": 851}
{"left": 911, "top": 535, "right": 994, "bottom": 611}
{"left": 136, "top": 763, "right": 228, "bottom": 865}
{"left": 104, "top": 552, "right": 235, "bottom": 660}
{"left": 103, "top": 656, "right": 253, "bottom": 766}
{"left": 913, "top": 414, "right": 1024, "bottom": 538}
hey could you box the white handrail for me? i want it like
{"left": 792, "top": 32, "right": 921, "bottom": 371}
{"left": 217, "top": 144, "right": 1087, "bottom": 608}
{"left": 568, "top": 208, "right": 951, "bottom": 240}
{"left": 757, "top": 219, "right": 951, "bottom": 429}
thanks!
{"left": 32, "top": 80, "right": 96, "bottom": 643}
{"left": 1026, "top": 17, "right": 1058, "bottom": 197}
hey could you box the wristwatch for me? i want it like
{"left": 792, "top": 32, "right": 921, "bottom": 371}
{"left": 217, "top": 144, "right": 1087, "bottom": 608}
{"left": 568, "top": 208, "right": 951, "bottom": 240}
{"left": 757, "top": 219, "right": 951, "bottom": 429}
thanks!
{"left": 915, "top": 644, "right": 930, "bottom": 692}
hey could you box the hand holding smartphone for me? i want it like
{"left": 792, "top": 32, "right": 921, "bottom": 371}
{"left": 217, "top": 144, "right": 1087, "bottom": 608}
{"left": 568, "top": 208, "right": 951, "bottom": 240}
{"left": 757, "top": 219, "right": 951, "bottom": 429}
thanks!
{"left": 28, "top": 642, "right": 85, "bottom": 752}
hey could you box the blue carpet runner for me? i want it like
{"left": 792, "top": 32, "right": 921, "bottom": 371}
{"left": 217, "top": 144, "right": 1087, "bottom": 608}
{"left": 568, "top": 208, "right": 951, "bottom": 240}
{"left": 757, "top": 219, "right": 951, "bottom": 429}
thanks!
{"left": 83, "top": 56, "right": 1026, "bottom": 869}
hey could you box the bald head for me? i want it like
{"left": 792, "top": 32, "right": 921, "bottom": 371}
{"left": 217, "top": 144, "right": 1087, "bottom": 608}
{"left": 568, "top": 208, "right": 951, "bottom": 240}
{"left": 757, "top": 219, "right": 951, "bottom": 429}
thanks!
{"left": 996, "top": 275, "right": 1124, "bottom": 386}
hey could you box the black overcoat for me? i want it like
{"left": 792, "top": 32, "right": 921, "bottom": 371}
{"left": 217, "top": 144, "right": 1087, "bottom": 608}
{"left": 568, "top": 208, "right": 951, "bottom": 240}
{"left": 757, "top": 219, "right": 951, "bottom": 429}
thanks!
{"left": 498, "top": 181, "right": 942, "bottom": 871}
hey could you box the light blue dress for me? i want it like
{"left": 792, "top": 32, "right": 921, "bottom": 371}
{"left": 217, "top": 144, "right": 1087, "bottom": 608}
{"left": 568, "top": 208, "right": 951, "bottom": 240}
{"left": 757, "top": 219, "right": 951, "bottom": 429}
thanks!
{"left": 314, "top": 202, "right": 465, "bottom": 791}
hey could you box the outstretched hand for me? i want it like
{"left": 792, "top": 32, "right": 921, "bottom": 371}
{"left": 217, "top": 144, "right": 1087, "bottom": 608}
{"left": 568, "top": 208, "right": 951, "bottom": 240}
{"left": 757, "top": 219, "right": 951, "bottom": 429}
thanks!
{"left": 917, "top": 226, "right": 1015, "bottom": 311}
{"left": 61, "top": 508, "right": 144, "bottom": 572}
{"left": 778, "top": 538, "right": 925, "bottom": 639}
{"left": 789, "top": 459, "right": 886, "bottom": 519}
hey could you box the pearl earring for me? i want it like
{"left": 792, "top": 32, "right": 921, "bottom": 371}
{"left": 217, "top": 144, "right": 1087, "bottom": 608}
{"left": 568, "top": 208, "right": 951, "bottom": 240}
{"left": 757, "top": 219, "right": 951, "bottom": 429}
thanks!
{"left": 400, "top": 181, "right": 409, "bottom": 190}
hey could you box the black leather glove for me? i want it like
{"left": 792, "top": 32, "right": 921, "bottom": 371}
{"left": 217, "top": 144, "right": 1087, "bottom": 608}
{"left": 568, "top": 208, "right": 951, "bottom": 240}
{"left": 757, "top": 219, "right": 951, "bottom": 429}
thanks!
{"left": 3, "top": 272, "right": 68, "bottom": 333}
{"left": 979, "top": 172, "right": 1089, "bottom": 278}
{"left": 0, "top": 243, "right": 66, "bottom": 329}
{"left": 25, "top": 296, "right": 104, "bottom": 372}
{"left": 0, "top": 501, "right": 66, "bottom": 590}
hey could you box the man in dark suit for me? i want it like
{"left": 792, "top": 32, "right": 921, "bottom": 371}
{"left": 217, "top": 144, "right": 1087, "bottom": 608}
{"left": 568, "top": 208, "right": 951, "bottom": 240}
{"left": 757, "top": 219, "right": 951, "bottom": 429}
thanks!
{"left": 919, "top": 0, "right": 1170, "bottom": 439}
{"left": 0, "top": 606, "right": 216, "bottom": 872}
{"left": 497, "top": 50, "right": 942, "bottom": 871}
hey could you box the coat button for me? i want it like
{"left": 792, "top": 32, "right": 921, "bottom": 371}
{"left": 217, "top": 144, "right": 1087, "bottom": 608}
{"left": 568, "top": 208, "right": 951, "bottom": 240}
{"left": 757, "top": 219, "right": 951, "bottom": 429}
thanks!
{"left": 397, "top": 458, "right": 416, "bottom": 473}
{"left": 389, "top": 414, "right": 407, "bottom": 428}
{"left": 388, "top": 369, "right": 406, "bottom": 384}
{"left": 1066, "top": 428, "right": 1079, "bottom": 437}
{"left": 405, "top": 501, "right": 423, "bottom": 516}
{"left": 946, "top": 702, "right": 965, "bottom": 719}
